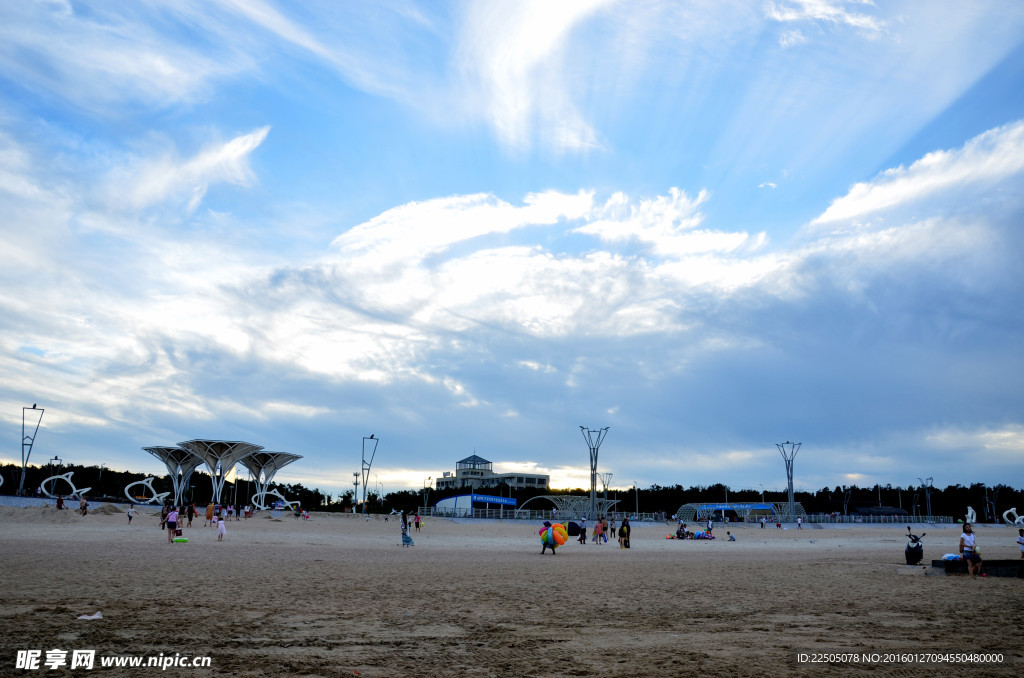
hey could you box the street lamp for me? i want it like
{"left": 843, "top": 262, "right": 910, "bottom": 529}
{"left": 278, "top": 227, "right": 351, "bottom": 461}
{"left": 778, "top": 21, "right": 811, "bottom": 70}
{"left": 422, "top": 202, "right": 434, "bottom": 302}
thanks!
{"left": 352, "top": 472, "right": 359, "bottom": 513}
{"left": 361, "top": 435, "right": 378, "bottom": 520}
{"left": 633, "top": 481, "right": 639, "bottom": 518}
{"left": 759, "top": 483, "right": 765, "bottom": 503}
{"left": 18, "top": 404, "right": 45, "bottom": 496}
{"left": 423, "top": 476, "right": 432, "bottom": 509}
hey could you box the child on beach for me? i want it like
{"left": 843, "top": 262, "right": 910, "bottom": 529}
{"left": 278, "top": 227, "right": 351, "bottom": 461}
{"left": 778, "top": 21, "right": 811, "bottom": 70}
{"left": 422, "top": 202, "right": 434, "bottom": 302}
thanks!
{"left": 217, "top": 516, "right": 227, "bottom": 541}
{"left": 127, "top": 505, "right": 136, "bottom": 524}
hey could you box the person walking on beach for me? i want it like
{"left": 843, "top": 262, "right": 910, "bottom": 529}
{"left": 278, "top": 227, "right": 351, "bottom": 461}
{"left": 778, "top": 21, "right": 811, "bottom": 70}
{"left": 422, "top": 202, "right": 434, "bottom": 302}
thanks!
{"left": 186, "top": 504, "right": 195, "bottom": 528}
{"left": 400, "top": 511, "right": 414, "bottom": 547}
{"left": 414, "top": 514, "right": 421, "bottom": 532}
{"left": 797, "top": 517, "right": 803, "bottom": 530}
{"left": 593, "top": 517, "right": 604, "bottom": 545}
{"left": 601, "top": 516, "right": 609, "bottom": 543}
{"left": 56, "top": 495, "right": 64, "bottom": 510}
{"left": 79, "top": 496, "right": 88, "bottom": 516}
{"left": 166, "top": 506, "right": 179, "bottom": 544}
{"left": 760, "top": 516, "right": 765, "bottom": 529}
{"left": 959, "top": 523, "right": 982, "bottom": 578}
{"left": 205, "top": 503, "right": 214, "bottom": 527}
{"left": 217, "top": 516, "right": 227, "bottom": 541}
{"left": 127, "top": 504, "right": 136, "bottom": 524}
{"left": 578, "top": 518, "right": 587, "bottom": 544}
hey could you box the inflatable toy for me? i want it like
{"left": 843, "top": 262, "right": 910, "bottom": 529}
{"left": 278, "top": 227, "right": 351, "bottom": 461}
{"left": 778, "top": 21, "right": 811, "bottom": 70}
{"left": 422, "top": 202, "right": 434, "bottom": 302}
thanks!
{"left": 173, "top": 537, "right": 188, "bottom": 543}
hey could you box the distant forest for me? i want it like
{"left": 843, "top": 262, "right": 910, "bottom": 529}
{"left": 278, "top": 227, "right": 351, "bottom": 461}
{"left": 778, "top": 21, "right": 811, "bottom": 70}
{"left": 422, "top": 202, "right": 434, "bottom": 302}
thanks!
{"left": 2, "top": 462, "right": 1020, "bottom": 521}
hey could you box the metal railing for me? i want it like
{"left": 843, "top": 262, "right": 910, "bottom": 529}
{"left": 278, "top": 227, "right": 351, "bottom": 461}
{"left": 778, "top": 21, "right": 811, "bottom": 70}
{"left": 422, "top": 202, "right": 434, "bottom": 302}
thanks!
{"left": 417, "top": 507, "right": 662, "bottom": 521}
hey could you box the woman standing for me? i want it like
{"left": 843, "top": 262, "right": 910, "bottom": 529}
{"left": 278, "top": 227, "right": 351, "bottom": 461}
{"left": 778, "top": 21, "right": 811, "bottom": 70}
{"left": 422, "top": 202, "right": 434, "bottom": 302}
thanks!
{"left": 959, "top": 523, "right": 983, "bottom": 578}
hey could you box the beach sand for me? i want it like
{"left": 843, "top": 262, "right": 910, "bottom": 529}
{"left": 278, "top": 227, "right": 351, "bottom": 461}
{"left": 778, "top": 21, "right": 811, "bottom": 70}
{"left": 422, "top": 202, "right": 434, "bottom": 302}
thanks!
{"left": 1, "top": 506, "right": 1021, "bottom": 677}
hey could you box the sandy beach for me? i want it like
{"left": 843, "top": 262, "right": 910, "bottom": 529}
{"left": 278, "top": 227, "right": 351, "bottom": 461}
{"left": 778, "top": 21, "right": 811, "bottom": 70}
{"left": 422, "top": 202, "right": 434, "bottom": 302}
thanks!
{"left": 1, "top": 505, "right": 1021, "bottom": 677}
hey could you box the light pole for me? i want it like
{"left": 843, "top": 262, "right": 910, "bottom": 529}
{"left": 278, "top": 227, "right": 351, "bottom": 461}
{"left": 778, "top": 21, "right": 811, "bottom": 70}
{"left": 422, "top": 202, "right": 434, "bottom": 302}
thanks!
{"left": 423, "top": 476, "right": 431, "bottom": 510}
{"left": 18, "top": 404, "right": 45, "bottom": 496}
{"left": 361, "top": 435, "right": 378, "bottom": 520}
{"left": 917, "top": 477, "right": 933, "bottom": 518}
{"left": 759, "top": 483, "right": 765, "bottom": 503}
{"left": 580, "top": 426, "right": 609, "bottom": 520}
{"left": 776, "top": 441, "right": 801, "bottom": 522}
{"left": 352, "top": 472, "right": 359, "bottom": 513}
{"left": 633, "top": 481, "right": 638, "bottom": 518}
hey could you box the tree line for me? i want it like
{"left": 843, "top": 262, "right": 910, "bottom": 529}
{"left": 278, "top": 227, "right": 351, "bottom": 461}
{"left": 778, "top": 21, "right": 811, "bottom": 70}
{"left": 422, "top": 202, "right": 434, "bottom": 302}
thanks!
{"left": 3, "top": 462, "right": 1020, "bottom": 521}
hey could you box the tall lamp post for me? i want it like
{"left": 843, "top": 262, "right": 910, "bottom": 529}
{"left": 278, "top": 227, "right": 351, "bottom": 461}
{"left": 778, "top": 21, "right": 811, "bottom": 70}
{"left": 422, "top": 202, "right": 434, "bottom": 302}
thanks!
{"left": 361, "top": 435, "right": 378, "bottom": 520}
{"left": 633, "top": 481, "right": 639, "bottom": 518}
{"left": 776, "top": 441, "right": 801, "bottom": 522}
{"left": 423, "top": 476, "right": 432, "bottom": 511}
{"left": 18, "top": 404, "right": 45, "bottom": 496}
{"left": 580, "top": 426, "right": 609, "bottom": 520}
{"left": 352, "top": 473, "right": 359, "bottom": 513}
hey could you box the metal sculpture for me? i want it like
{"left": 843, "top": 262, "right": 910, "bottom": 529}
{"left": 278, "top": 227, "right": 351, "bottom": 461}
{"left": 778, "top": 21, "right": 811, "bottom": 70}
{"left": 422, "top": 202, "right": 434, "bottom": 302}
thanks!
{"left": 124, "top": 477, "right": 170, "bottom": 505}
{"left": 238, "top": 451, "right": 301, "bottom": 511}
{"left": 253, "top": 487, "right": 300, "bottom": 512}
{"left": 177, "top": 440, "right": 262, "bottom": 504}
{"left": 40, "top": 471, "right": 90, "bottom": 499}
{"left": 143, "top": 446, "right": 205, "bottom": 506}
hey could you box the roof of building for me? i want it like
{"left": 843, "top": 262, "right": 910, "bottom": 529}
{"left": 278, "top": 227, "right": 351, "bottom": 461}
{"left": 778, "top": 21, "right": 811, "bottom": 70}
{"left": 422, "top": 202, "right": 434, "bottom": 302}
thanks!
{"left": 457, "top": 454, "right": 491, "bottom": 465}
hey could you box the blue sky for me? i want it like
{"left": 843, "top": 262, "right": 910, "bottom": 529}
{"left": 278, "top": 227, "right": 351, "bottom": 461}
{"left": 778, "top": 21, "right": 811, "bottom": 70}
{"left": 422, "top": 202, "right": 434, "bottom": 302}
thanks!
{"left": 2, "top": 1, "right": 1023, "bottom": 499}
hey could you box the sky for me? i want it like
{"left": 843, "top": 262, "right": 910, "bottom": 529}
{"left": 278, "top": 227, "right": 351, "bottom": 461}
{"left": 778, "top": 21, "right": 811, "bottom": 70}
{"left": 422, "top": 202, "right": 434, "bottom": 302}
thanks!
{"left": 2, "top": 0, "right": 1024, "bottom": 500}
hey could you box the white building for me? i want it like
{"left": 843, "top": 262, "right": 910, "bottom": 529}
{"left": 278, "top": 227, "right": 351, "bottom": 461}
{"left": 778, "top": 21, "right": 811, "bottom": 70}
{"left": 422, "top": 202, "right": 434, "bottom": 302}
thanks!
{"left": 434, "top": 455, "right": 549, "bottom": 491}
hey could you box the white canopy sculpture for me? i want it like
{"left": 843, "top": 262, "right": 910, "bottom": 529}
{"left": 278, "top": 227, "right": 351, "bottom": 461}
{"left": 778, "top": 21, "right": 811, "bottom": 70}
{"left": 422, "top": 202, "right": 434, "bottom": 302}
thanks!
{"left": 124, "top": 477, "right": 170, "bottom": 505}
{"left": 1003, "top": 507, "right": 1024, "bottom": 526}
{"left": 143, "top": 445, "right": 205, "bottom": 506}
{"left": 238, "top": 451, "right": 302, "bottom": 511}
{"left": 177, "top": 439, "right": 262, "bottom": 504}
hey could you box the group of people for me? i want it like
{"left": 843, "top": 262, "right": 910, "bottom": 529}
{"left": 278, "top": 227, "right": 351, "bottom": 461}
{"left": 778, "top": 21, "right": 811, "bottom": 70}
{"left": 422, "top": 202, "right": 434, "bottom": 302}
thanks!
{"left": 576, "top": 516, "right": 631, "bottom": 548}
{"left": 153, "top": 503, "right": 228, "bottom": 543}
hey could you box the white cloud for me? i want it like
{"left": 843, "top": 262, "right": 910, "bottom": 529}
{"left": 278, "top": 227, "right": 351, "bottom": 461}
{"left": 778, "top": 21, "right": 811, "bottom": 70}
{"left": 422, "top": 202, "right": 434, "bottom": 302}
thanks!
{"left": 778, "top": 29, "right": 807, "bottom": 48}
{"left": 576, "top": 187, "right": 767, "bottom": 259}
{"left": 766, "top": 0, "right": 884, "bottom": 35}
{"left": 457, "top": 0, "right": 613, "bottom": 151}
{"left": 108, "top": 126, "right": 270, "bottom": 212}
{"left": 813, "top": 120, "right": 1024, "bottom": 224}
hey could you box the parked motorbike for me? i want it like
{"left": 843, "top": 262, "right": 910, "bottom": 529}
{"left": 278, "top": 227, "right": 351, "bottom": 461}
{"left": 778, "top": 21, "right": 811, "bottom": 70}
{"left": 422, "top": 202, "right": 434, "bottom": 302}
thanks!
{"left": 905, "top": 526, "right": 926, "bottom": 565}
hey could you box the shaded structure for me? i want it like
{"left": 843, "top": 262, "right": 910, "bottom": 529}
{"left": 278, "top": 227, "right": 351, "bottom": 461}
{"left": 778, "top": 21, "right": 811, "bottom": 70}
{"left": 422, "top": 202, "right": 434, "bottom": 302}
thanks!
{"left": 673, "top": 502, "right": 806, "bottom": 524}
{"left": 178, "top": 439, "right": 262, "bottom": 504}
{"left": 516, "top": 495, "right": 620, "bottom": 519}
{"left": 143, "top": 445, "right": 206, "bottom": 506}
{"left": 579, "top": 426, "right": 609, "bottom": 520}
{"left": 238, "top": 451, "right": 302, "bottom": 510}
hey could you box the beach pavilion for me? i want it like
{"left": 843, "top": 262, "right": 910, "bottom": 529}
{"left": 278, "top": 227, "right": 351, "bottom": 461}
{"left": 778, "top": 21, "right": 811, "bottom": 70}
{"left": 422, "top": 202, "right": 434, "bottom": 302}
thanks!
{"left": 142, "top": 445, "right": 205, "bottom": 506}
{"left": 238, "top": 451, "right": 302, "bottom": 510}
{"left": 673, "top": 502, "right": 807, "bottom": 524}
{"left": 176, "top": 439, "right": 263, "bottom": 505}
{"left": 515, "top": 495, "right": 620, "bottom": 519}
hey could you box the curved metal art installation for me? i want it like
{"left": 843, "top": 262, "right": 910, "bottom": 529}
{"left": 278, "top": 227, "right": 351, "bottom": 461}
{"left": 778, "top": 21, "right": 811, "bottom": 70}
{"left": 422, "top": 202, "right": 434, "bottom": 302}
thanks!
{"left": 143, "top": 445, "right": 206, "bottom": 506}
{"left": 515, "top": 495, "right": 619, "bottom": 519}
{"left": 40, "top": 471, "right": 91, "bottom": 499}
{"left": 966, "top": 506, "right": 977, "bottom": 524}
{"left": 238, "top": 451, "right": 302, "bottom": 511}
{"left": 253, "top": 487, "right": 300, "bottom": 512}
{"left": 1003, "top": 507, "right": 1024, "bottom": 526}
{"left": 177, "top": 439, "right": 262, "bottom": 504}
{"left": 124, "top": 477, "right": 170, "bottom": 505}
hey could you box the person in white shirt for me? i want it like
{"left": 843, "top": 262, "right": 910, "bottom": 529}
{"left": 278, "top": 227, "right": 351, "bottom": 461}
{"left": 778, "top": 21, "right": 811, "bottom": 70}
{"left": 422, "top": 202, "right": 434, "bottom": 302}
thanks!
{"left": 959, "top": 523, "right": 982, "bottom": 578}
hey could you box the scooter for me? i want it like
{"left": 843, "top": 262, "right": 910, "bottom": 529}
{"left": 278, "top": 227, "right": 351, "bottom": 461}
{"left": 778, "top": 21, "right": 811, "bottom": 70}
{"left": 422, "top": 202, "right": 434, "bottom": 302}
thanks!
{"left": 905, "top": 526, "right": 926, "bottom": 565}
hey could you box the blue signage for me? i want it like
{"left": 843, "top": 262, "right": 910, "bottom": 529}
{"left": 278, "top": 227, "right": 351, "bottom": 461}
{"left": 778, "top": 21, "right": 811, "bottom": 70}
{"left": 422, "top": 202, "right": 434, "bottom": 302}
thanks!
{"left": 470, "top": 493, "right": 516, "bottom": 506}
